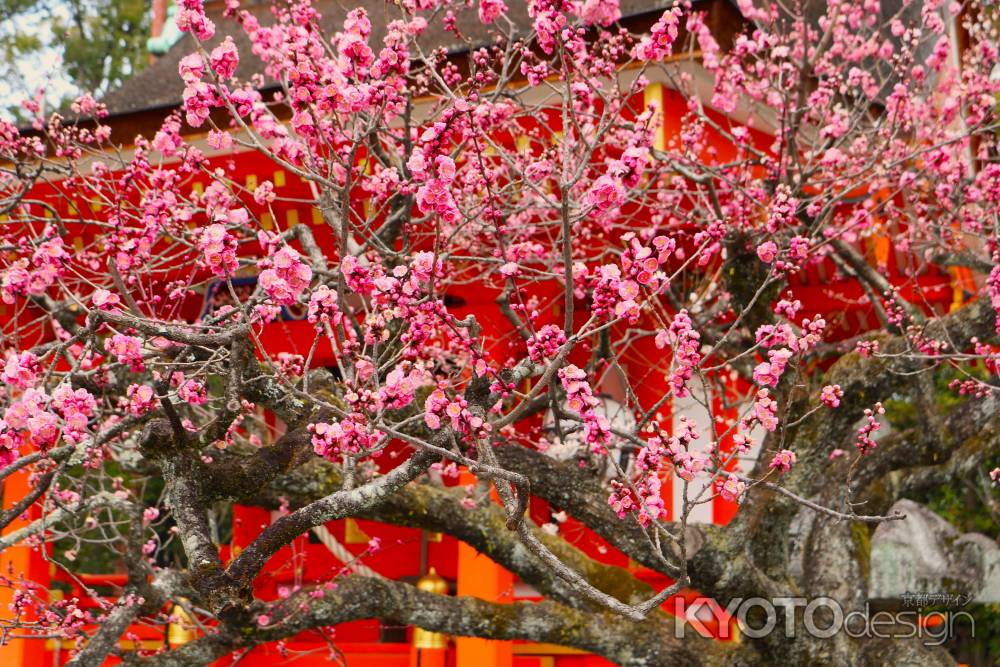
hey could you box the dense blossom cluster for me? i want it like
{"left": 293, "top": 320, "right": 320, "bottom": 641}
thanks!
{"left": 640, "top": 417, "right": 708, "bottom": 484}
{"left": 0, "top": 0, "right": 998, "bottom": 657}
{"left": 617, "top": 416, "right": 711, "bottom": 525}
{"left": 198, "top": 224, "right": 240, "bottom": 277}
{"left": 176, "top": 0, "right": 215, "bottom": 40}
{"left": 1, "top": 238, "right": 68, "bottom": 304}
{"left": 177, "top": 379, "right": 208, "bottom": 405}
{"left": 589, "top": 235, "right": 675, "bottom": 325}
{"left": 307, "top": 285, "right": 342, "bottom": 330}
{"left": 424, "top": 383, "right": 491, "bottom": 441}
{"left": 558, "top": 365, "right": 612, "bottom": 452}
{"left": 820, "top": 384, "right": 844, "bottom": 408}
{"left": 2, "top": 352, "right": 40, "bottom": 390}
{"left": 210, "top": 37, "right": 239, "bottom": 79}
{"left": 309, "top": 415, "right": 384, "bottom": 460}
{"left": 526, "top": 324, "right": 567, "bottom": 363}
{"left": 745, "top": 389, "right": 779, "bottom": 433}
{"left": 752, "top": 348, "right": 793, "bottom": 388}
{"left": 0, "top": 421, "right": 21, "bottom": 467}
{"left": 634, "top": 6, "right": 681, "bottom": 60}
{"left": 105, "top": 334, "right": 145, "bottom": 373}
{"left": 718, "top": 474, "right": 746, "bottom": 502}
{"left": 259, "top": 246, "right": 313, "bottom": 306}
{"left": 126, "top": 384, "right": 158, "bottom": 416}
{"left": 658, "top": 310, "right": 701, "bottom": 398}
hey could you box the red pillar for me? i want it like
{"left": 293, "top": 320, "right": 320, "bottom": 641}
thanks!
{"left": 0, "top": 457, "right": 51, "bottom": 666}
{"left": 455, "top": 471, "right": 513, "bottom": 667}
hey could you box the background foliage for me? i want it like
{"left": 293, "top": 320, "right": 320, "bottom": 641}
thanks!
{"left": 0, "top": 0, "right": 150, "bottom": 120}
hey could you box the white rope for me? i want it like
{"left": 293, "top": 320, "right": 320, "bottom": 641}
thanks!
{"left": 310, "top": 524, "right": 384, "bottom": 579}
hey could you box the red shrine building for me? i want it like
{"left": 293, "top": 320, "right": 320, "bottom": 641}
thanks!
{"left": 0, "top": 0, "right": 976, "bottom": 665}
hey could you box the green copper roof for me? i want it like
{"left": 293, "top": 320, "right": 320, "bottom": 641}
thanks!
{"left": 147, "top": 2, "right": 183, "bottom": 56}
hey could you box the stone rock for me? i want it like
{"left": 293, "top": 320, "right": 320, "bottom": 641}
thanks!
{"left": 869, "top": 499, "right": 999, "bottom": 603}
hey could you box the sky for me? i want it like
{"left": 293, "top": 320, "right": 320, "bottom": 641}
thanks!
{"left": 0, "top": 3, "right": 82, "bottom": 121}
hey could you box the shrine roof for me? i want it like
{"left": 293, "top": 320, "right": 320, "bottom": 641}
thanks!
{"left": 99, "top": 0, "right": 697, "bottom": 118}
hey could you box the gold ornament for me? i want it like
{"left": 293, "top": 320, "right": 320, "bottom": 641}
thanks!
{"left": 412, "top": 568, "right": 448, "bottom": 649}
{"left": 167, "top": 600, "right": 197, "bottom": 647}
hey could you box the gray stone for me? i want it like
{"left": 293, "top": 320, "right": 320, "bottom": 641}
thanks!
{"left": 870, "top": 499, "right": 999, "bottom": 603}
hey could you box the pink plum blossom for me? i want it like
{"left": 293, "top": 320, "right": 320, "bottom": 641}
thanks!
{"left": 769, "top": 449, "right": 796, "bottom": 473}
{"left": 210, "top": 37, "right": 239, "bottom": 79}
{"left": 756, "top": 241, "right": 778, "bottom": 264}
{"left": 259, "top": 247, "right": 313, "bottom": 305}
